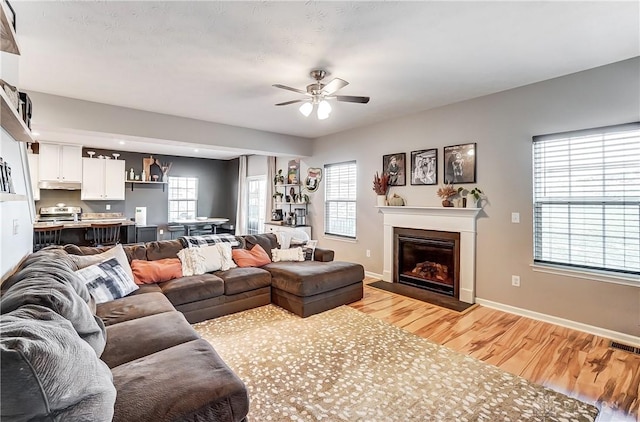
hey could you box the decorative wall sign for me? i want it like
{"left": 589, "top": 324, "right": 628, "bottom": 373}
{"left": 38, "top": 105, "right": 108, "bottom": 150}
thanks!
{"left": 304, "top": 167, "right": 322, "bottom": 192}
{"left": 410, "top": 149, "right": 437, "bottom": 185}
{"left": 443, "top": 143, "right": 476, "bottom": 184}
{"left": 383, "top": 153, "right": 406, "bottom": 186}
{"left": 288, "top": 159, "right": 300, "bottom": 184}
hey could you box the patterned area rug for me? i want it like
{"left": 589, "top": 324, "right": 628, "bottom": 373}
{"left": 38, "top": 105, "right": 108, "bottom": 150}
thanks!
{"left": 193, "top": 305, "right": 599, "bottom": 421}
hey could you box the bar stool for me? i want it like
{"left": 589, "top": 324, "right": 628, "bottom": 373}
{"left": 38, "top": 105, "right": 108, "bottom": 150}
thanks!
{"left": 33, "top": 225, "right": 64, "bottom": 251}
{"left": 90, "top": 223, "right": 122, "bottom": 247}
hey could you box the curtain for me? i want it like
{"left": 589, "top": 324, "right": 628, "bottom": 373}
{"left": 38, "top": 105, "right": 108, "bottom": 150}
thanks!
{"left": 235, "top": 155, "right": 248, "bottom": 235}
{"left": 266, "top": 156, "right": 276, "bottom": 225}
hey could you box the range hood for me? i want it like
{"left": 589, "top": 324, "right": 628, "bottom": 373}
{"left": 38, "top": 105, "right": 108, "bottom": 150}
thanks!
{"left": 38, "top": 181, "right": 82, "bottom": 190}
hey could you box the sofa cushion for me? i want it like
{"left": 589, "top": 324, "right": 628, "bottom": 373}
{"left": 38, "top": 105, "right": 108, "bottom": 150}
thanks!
{"left": 265, "top": 261, "right": 365, "bottom": 296}
{"left": 242, "top": 233, "right": 279, "bottom": 259}
{"left": 101, "top": 311, "right": 200, "bottom": 368}
{"left": 68, "top": 244, "right": 134, "bottom": 280}
{"left": 96, "top": 292, "right": 174, "bottom": 326}
{"left": 232, "top": 244, "right": 272, "bottom": 268}
{"left": 131, "top": 258, "right": 183, "bottom": 284}
{"left": 128, "top": 283, "right": 162, "bottom": 295}
{"left": 76, "top": 257, "right": 139, "bottom": 304}
{"left": 1, "top": 276, "right": 106, "bottom": 356}
{"left": 111, "top": 339, "right": 249, "bottom": 422}
{"left": 158, "top": 274, "right": 224, "bottom": 306}
{"left": 1, "top": 305, "right": 116, "bottom": 422}
{"left": 145, "top": 239, "right": 184, "bottom": 261}
{"left": 64, "top": 243, "right": 148, "bottom": 263}
{"left": 216, "top": 267, "right": 272, "bottom": 295}
{"left": 178, "top": 245, "right": 222, "bottom": 276}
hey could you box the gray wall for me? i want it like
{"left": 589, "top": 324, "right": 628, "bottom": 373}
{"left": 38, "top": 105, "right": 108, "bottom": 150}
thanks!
{"left": 307, "top": 57, "right": 640, "bottom": 336}
{"left": 36, "top": 148, "right": 239, "bottom": 237}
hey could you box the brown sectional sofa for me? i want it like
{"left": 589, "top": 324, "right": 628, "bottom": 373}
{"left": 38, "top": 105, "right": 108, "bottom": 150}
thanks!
{"left": 64, "top": 233, "right": 364, "bottom": 321}
{"left": 2, "top": 233, "right": 364, "bottom": 421}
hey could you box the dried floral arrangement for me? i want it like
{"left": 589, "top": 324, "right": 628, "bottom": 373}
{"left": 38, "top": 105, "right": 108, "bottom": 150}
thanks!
{"left": 373, "top": 172, "right": 390, "bottom": 196}
{"left": 436, "top": 184, "right": 457, "bottom": 199}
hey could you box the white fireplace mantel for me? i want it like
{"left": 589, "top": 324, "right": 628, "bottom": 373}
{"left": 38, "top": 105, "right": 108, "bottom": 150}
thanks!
{"left": 377, "top": 206, "right": 481, "bottom": 304}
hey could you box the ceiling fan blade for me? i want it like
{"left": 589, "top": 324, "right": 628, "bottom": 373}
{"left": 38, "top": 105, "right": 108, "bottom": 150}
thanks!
{"left": 335, "top": 95, "right": 370, "bottom": 104}
{"left": 322, "top": 78, "right": 348, "bottom": 95}
{"left": 273, "top": 84, "right": 309, "bottom": 95}
{"left": 275, "top": 99, "right": 304, "bottom": 106}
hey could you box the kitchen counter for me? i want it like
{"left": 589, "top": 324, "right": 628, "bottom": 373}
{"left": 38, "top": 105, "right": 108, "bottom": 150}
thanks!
{"left": 33, "top": 218, "right": 135, "bottom": 229}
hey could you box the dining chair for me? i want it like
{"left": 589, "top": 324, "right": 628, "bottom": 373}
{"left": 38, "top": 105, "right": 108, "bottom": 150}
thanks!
{"left": 90, "top": 222, "right": 122, "bottom": 247}
{"left": 33, "top": 225, "right": 64, "bottom": 251}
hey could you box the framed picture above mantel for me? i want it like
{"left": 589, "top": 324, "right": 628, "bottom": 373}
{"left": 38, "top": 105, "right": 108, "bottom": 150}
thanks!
{"left": 383, "top": 152, "right": 406, "bottom": 186}
{"left": 443, "top": 143, "right": 476, "bottom": 184}
{"left": 410, "top": 149, "right": 437, "bottom": 186}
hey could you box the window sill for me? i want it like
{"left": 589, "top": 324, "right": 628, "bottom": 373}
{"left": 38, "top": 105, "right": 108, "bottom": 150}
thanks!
{"left": 323, "top": 234, "right": 358, "bottom": 243}
{"left": 530, "top": 263, "right": 639, "bottom": 288}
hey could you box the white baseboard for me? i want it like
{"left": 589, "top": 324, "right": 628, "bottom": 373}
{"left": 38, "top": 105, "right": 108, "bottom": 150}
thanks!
{"left": 475, "top": 297, "right": 640, "bottom": 347}
{"left": 364, "top": 271, "right": 384, "bottom": 280}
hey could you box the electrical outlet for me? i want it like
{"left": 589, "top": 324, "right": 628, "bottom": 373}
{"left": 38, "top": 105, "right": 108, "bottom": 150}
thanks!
{"left": 366, "top": 249, "right": 371, "bottom": 258}
{"left": 511, "top": 275, "right": 521, "bottom": 287}
{"left": 12, "top": 219, "right": 18, "bottom": 235}
{"left": 511, "top": 212, "right": 520, "bottom": 223}
{"left": 159, "top": 229, "right": 164, "bottom": 235}
{"left": 106, "top": 204, "right": 111, "bottom": 211}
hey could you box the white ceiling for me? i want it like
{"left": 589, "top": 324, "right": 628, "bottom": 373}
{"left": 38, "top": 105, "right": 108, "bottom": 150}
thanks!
{"left": 13, "top": 1, "right": 640, "bottom": 152}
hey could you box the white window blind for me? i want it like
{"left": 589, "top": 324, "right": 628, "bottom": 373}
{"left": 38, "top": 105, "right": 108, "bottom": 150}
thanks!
{"left": 324, "top": 161, "right": 357, "bottom": 238}
{"left": 533, "top": 122, "right": 640, "bottom": 276}
{"left": 168, "top": 176, "right": 198, "bottom": 221}
{"left": 247, "top": 176, "right": 266, "bottom": 235}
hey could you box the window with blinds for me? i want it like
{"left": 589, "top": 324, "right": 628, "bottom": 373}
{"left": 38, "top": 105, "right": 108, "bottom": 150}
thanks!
{"left": 168, "top": 176, "right": 198, "bottom": 221}
{"left": 533, "top": 122, "right": 640, "bottom": 277}
{"left": 324, "top": 161, "right": 357, "bottom": 238}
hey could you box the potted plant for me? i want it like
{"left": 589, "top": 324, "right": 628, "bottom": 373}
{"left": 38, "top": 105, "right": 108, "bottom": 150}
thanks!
{"left": 274, "top": 169, "right": 285, "bottom": 185}
{"left": 272, "top": 191, "right": 284, "bottom": 203}
{"left": 458, "top": 187, "right": 484, "bottom": 207}
{"left": 373, "top": 172, "right": 390, "bottom": 206}
{"left": 437, "top": 185, "right": 457, "bottom": 207}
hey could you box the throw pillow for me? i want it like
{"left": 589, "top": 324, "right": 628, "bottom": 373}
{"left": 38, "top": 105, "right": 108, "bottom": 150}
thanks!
{"left": 216, "top": 242, "right": 237, "bottom": 271}
{"left": 177, "top": 246, "right": 222, "bottom": 276}
{"left": 130, "top": 258, "right": 183, "bottom": 285}
{"left": 232, "top": 244, "right": 272, "bottom": 268}
{"left": 271, "top": 247, "right": 305, "bottom": 263}
{"left": 75, "top": 258, "right": 138, "bottom": 304}
{"left": 69, "top": 244, "right": 134, "bottom": 281}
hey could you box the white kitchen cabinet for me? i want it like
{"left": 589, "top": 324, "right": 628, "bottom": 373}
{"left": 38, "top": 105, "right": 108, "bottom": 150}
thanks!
{"left": 81, "top": 158, "right": 125, "bottom": 200}
{"left": 27, "top": 154, "right": 39, "bottom": 201}
{"left": 264, "top": 223, "right": 311, "bottom": 239}
{"left": 38, "top": 143, "right": 82, "bottom": 183}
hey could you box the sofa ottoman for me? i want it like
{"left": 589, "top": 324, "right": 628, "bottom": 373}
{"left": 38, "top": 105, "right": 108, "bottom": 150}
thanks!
{"left": 266, "top": 261, "right": 365, "bottom": 317}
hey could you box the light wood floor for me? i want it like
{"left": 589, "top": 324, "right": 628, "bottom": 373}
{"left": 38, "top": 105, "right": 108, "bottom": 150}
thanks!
{"left": 349, "top": 278, "right": 640, "bottom": 422}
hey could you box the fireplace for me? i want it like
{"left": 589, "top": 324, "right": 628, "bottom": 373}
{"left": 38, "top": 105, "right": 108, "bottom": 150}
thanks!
{"left": 378, "top": 206, "right": 479, "bottom": 304}
{"left": 394, "top": 228, "right": 460, "bottom": 298}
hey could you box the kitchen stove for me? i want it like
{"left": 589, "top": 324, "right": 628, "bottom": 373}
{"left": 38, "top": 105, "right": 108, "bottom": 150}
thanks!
{"left": 38, "top": 206, "right": 82, "bottom": 222}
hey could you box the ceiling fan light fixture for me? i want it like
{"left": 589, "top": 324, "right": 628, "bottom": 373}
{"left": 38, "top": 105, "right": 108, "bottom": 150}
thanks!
{"left": 317, "top": 100, "right": 332, "bottom": 120}
{"left": 299, "top": 102, "right": 313, "bottom": 117}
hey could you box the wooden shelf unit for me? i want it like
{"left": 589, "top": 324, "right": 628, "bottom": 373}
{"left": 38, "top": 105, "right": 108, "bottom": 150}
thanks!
{"left": 126, "top": 180, "right": 168, "bottom": 192}
{"left": 0, "top": 0, "right": 19, "bottom": 55}
{"left": 0, "top": 88, "right": 33, "bottom": 143}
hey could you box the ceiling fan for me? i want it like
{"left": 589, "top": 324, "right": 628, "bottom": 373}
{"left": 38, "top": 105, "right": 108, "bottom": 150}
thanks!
{"left": 273, "top": 70, "right": 370, "bottom": 120}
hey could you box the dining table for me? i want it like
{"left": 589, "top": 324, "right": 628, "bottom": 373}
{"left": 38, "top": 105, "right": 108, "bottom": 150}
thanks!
{"left": 170, "top": 217, "right": 230, "bottom": 235}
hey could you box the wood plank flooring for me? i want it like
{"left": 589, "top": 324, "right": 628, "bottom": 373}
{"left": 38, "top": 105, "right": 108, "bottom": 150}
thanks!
{"left": 349, "top": 278, "right": 640, "bottom": 422}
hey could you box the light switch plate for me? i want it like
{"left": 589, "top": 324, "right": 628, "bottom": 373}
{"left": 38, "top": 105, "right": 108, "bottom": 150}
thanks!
{"left": 511, "top": 212, "right": 520, "bottom": 223}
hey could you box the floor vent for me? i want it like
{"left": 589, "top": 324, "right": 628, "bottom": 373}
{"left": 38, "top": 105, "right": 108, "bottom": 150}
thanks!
{"left": 610, "top": 341, "right": 640, "bottom": 354}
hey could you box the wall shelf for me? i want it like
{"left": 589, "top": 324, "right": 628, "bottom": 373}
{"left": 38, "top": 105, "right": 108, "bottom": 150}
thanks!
{"left": 0, "top": 192, "right": 27, "bottom": 202}
{"left": 1, "top": 89, "right": 33, "bottom": 143}
{"left": 126, "top": 181, "right": 168, "bottom": 192}
{"left": 0, "top": 1, "right": 20, "bottom": 55}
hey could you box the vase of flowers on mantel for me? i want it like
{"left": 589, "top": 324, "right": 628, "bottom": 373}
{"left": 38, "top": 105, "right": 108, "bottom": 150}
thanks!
{"left": 373, "top": 172, "right": 390, "bottom": 206}
{"left": 437, "top": 185, "right": 457, "bottom": 207}
{"left": 457, "top": 187, "right": 485, "bottom": 208}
